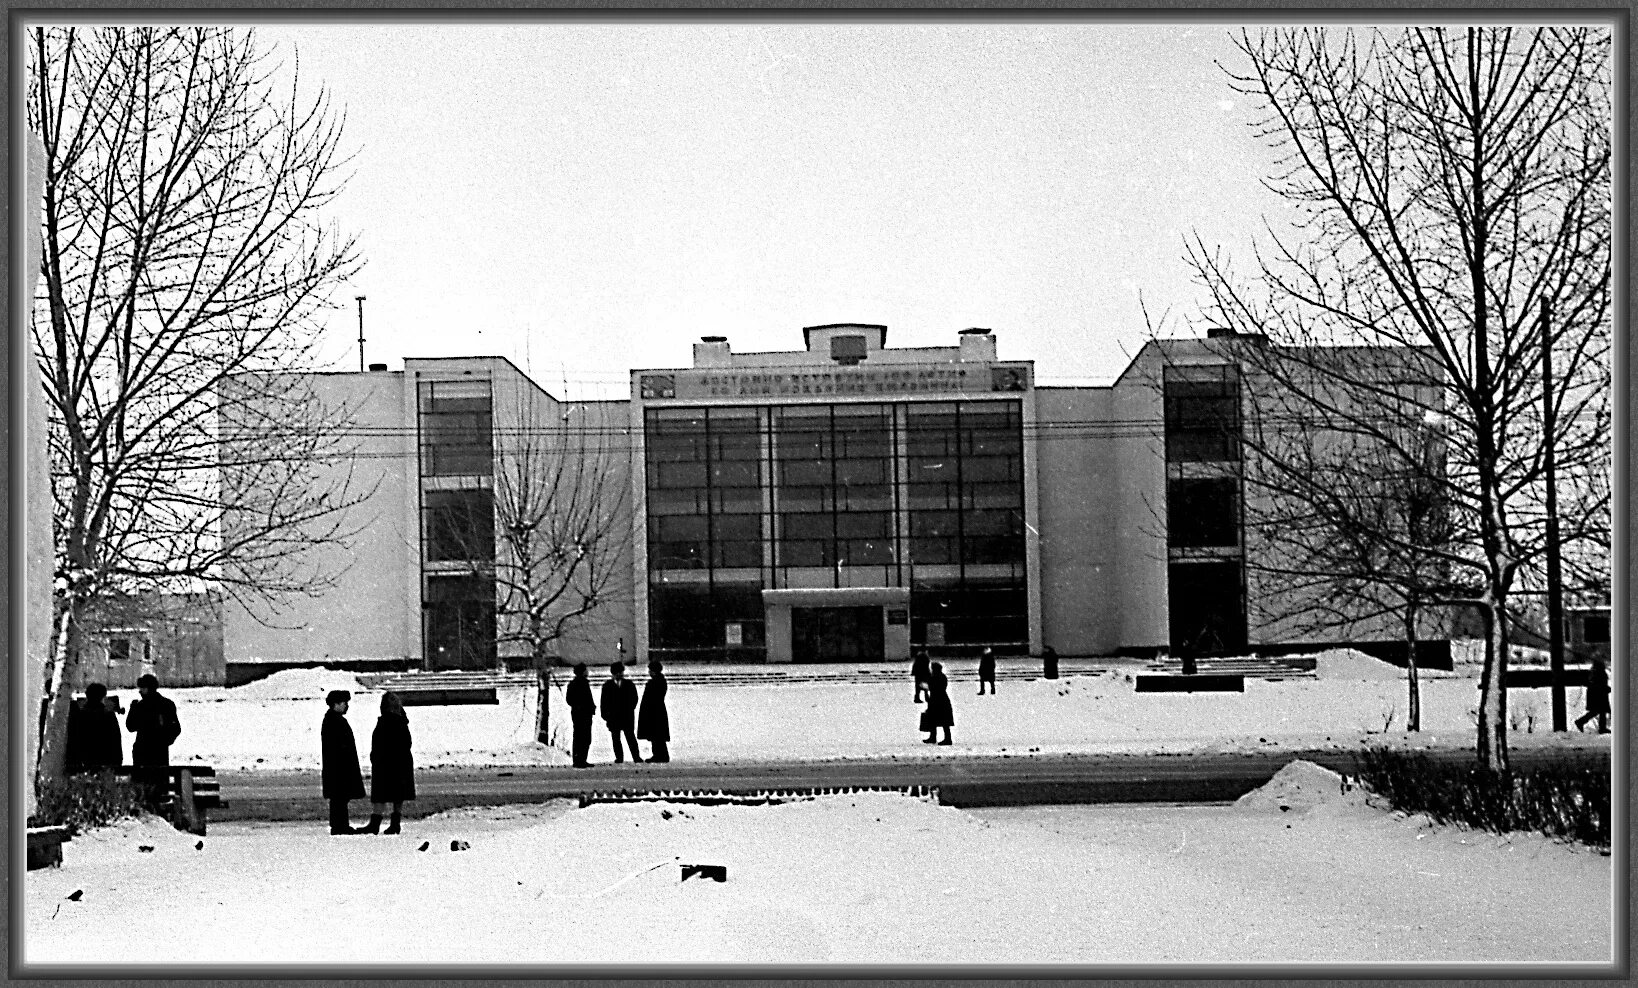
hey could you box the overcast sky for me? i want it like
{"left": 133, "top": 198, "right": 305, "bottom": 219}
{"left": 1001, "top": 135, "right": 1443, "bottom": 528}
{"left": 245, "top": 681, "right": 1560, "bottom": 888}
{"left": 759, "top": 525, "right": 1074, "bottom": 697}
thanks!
{"left": 250, "top": 20, "right": 1301, "bottom": 399}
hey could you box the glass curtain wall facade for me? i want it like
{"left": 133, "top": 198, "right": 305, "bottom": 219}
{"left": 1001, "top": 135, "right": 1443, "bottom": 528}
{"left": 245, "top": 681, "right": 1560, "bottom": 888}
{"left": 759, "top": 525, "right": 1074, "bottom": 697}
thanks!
{"left": 418, "top": 379, "right": 497, "bottom": 669}
{"left": 1162, "top": 365, "right": 1247, "bottom": 655}
{"left": 644, "top": 399, "right": 1027, "bottom": 662}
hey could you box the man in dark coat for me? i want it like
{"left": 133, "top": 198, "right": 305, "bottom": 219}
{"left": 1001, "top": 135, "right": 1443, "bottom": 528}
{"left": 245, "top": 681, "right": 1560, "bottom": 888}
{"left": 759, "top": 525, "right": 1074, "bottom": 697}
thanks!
{"left": 977, "top": 647, "right": 996, "bottom": 695}
{"left": 1575, "top": 656, "right": 1610, "bottom": 734}
{"left": 600, "top": 661, "right": 641, "bottom": 764}
{"left": 126, "top": 673, "right": 180, "bottom": 809}
{"left": 566, "top": 663, "right": 597, "bottom": 768}
{"left": 67, "top": 682, "right": 123, "bottom": 775}
{"left": 321, "top": 690, "right": 367, "bottom": 834}
{"left": 637, "top": 660, "right": 671, "bottom": 764}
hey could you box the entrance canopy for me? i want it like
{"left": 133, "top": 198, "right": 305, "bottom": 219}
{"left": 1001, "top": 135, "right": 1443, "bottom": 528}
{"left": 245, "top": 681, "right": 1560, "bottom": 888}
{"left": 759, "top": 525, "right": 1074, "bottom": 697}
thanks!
{"left": 761, "top": 587, "right": 911, "bottom": 663}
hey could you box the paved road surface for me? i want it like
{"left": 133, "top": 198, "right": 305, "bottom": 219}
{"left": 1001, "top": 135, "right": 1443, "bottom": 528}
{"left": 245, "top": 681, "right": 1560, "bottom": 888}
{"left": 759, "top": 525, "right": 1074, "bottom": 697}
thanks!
{"left": 214, "top": 745, "right": 1608, "bottom": 821}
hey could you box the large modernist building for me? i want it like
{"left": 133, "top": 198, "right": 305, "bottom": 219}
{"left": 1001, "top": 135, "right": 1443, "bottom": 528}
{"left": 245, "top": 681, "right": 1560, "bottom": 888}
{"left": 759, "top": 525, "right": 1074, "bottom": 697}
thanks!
{"left": 219, "top": 322, "right": 1442, "bottom": 680}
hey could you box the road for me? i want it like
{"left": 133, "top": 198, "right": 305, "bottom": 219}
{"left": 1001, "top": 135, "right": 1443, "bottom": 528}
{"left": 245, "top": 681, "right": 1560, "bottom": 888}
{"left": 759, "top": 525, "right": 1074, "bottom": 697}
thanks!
{"left": 214, "top": 745, "right": 1609, "bottom": 821}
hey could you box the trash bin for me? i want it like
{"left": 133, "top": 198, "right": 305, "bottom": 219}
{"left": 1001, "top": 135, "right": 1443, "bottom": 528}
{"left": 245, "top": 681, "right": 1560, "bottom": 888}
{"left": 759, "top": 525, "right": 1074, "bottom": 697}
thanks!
{"left": 1043, "top": 646, "right": 1059, "bottom": 680}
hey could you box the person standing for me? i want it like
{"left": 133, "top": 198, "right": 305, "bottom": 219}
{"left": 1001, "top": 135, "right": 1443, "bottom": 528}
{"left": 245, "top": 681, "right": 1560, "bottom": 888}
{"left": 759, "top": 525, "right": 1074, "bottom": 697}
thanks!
{"left": 977, "top": 647, "right": 997, "bottom": 695}
{"left": 920, "top": 661, "right": 954, "bottom": 745}
{"left": 125, "top": 674, "right": 180, "bottom": 810}
{"left": 911, "top": 649, "right": 932, "bottom": 702}
{"left": 566, "top": 662, "right": 597, "bottom": 768}
{"left": 1575, "top": 656, "right": 1610, "bottom": 734}
{"left": 321, "top": 690, "right": 367, "bottom": 835}
{"left": 637, "top": 660, "right": 671, "bottom": 764}
{"left": 68, "top": 682, "right": 123, "bottom": 775}
{"left": 1042, "top": 645, "right": 1060, "bottom": 680}
{"left": 365, "top": 691, "right": 415, "bottom": 835}
{"left": 600, "top": 661, "right": 641, "bottom": 763}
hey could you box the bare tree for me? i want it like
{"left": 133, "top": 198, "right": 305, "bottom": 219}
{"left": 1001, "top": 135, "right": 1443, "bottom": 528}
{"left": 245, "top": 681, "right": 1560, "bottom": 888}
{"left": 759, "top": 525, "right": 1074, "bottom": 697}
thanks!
{"left": 1184, "top": 26, "right": 1611, "bottom": 770}
{"left": 29, "top": 26, "right": 366, "bottom": 787}
{"left": 434, "top": 388, "right": 632, "bottom": 743}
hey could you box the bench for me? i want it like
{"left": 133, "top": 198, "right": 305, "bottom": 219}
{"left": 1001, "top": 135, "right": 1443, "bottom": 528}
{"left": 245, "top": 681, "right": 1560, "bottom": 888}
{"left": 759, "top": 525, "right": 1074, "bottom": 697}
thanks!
{"left": 27, "top": 825, "right": 71, "bottom": 870}
{"left": 115, "top": 765, "right": 223, "bottom": 836}
{"left": 1134, "top": 673, "right": 1246, "bottom": 693}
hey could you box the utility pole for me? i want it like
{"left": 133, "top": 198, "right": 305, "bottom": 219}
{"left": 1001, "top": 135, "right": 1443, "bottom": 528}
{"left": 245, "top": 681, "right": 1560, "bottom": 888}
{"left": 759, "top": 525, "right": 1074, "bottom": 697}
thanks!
{"left": 355, "top": 295, "right": 367, "bottom": 372}
{"left": 1543, "top": 298, "right": 1567, "bottom": 732}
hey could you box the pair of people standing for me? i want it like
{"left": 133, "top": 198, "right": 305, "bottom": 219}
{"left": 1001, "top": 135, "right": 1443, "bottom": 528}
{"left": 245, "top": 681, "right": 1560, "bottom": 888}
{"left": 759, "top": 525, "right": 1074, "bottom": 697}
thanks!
{"left": 564, "top": 660, "right": 669, "bottom": 766}
{"left": 66, "top": 682, "right": 124, "bottom": 776}
{"left": 321, "top": 690, "right": 415, "bottom": 836}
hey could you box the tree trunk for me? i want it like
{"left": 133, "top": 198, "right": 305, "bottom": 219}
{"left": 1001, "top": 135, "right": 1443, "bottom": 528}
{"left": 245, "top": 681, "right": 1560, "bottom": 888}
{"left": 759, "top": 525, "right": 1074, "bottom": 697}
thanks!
{"left": 1404, "top": 603, "right": 1421, "bottom": 733}
{"left": 1474, "top": 598, "right": 1510, "bottom": 772}
{"left": 34, "top": 602, "right": 79, "bottom": 793}
{"left": 533, "top": 639, "right": 551, "bottom": 745}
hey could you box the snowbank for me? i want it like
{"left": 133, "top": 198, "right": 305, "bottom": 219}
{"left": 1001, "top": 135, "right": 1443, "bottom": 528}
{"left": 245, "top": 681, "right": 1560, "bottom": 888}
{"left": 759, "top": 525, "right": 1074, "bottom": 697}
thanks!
{"left": 1233, "top": 759, "right": 1365, "bottom": 815}
{"left": 225, "top": 667, "right": 371, "bottom": 701}
{"left": 1311, "top": 648, "right": 1403, "bottom": 681}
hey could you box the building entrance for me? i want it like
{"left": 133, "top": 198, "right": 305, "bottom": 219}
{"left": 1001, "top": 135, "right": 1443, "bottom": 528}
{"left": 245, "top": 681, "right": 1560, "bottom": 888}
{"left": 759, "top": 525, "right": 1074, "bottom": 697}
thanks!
{"left": 791, "top": 605, "right": 883, "bottom": 663}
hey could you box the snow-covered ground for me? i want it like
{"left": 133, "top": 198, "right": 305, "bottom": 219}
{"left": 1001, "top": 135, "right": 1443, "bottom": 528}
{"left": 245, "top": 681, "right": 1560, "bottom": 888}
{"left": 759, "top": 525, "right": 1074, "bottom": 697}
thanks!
{"left": 26, "top": 649, "right": 1613, "bottom": 970}
{"left": 150, "top": 651, "right": 1610, "bottom": 772}
{"left": 22, "top": 762, "right": 1613, "bottom": 968}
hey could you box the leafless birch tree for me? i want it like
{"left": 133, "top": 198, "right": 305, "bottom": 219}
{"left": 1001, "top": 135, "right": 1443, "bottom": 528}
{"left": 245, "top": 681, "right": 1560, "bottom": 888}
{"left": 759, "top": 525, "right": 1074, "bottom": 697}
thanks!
{"left": 29, "top": 26, "right": 366, "bottom": 787}
{"left": 1185, "top": 26, "right": 1611, "bottom": 770}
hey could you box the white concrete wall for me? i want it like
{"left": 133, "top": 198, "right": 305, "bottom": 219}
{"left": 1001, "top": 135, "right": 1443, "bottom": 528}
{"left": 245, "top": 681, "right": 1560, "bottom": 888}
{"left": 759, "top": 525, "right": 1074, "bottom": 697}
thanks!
{"left": 1034, "top": 387, "right": 1120, "bottom": 656}
{"left": 23, "top": 134, "right": 51, "bottom": 814}
{"left": 221, "top": 371, "right": 419, "bottom": 666}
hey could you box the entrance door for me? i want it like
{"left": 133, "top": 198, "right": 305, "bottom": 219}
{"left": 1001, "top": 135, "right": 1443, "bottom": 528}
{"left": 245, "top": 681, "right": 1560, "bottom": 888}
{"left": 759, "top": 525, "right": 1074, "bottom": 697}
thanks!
{"left": 1167, "top": 561, "right": 1246, "bottom": 657}
{"left": 791, "top": 606, "right": 884, "bottom": 663}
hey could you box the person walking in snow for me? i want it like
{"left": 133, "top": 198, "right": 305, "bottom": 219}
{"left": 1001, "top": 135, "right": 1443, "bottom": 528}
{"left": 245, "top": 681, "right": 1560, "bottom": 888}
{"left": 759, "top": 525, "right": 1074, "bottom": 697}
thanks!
{"left": 911, "top": 649, "right": 931, "bottom": 702}
{"left": 365, "top": 691, "right": 415, "bottom": 835}
{"left": 1575, "top": 655, "right": 1609, "bottom": 734}
{"left": 637, "top": 659, "right": 671, "bottom": 763}
{"left": 920, "top": 661, "right": 954, "bottom": 745}
{"left": 600, "top": 661, "right": 642, "bottom": 763}
{"left": 977, "top": 647, "right": 997, "bottom": 695}
{"left": 566, "top": 662, "right": 597, "bottom": 768}
{"left": 126, "top": 674, "right": 181, "bottom": 810}
{"left": 321, "top": 690, "right": 367, "bottom": 835}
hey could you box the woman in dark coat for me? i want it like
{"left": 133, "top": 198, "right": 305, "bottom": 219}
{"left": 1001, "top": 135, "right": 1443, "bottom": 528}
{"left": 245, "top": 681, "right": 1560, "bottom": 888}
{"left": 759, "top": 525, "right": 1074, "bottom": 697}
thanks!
{"left": 366, "top": 691, "right": 415, "bottom": 834}
{"left": 321, "top": 690, "right": 367, "bottom": 835}
{"left": 637, "top": 660, "right": 671, "bottom": 763}
{"left": 919, "top": 661, "right": 954, "bottom": 745}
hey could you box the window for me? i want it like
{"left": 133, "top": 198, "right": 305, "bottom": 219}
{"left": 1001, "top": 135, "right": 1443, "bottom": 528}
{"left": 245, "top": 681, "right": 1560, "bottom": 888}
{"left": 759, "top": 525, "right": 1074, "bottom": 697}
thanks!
{"left": 108, "top": 637, "right": 130, "bottom": 663}
{"left": 1164, "top": 374, "right": 1241, "bottom": 463}
{"left": 1167, "top": 477, "right": 1239, "bottom": 548}
{"left": 423, "top": 488, "right": 495, "bottom": 562}
{"left": 419, "top": 382, "right": 494, "bottom": 476}
{"left": 1582, "top": 614, "right": 1610, "bottom": 645}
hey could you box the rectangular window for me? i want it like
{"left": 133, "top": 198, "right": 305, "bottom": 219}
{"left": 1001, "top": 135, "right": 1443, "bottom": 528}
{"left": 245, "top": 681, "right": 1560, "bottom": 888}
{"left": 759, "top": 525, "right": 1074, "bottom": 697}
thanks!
{"left": 1167, "top": 477, "right": 1240, "bottom": 548}
{"left": 420, "top": 382, "right": 493, "bottom": 477}
{"left": 108, "top": 637, "right": 130, "bottom": 663}
{"left": 423, "top": 488, "right": 495, "bottom": 562}
{"left": 1164, "top": 373, "right": 1241, "bottom": 463}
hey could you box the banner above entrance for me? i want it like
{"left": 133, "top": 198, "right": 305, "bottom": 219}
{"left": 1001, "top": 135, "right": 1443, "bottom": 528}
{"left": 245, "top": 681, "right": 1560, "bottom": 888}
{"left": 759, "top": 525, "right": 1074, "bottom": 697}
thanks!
{"left": 639, "top": 362, "right": 1031, "bottom": 401}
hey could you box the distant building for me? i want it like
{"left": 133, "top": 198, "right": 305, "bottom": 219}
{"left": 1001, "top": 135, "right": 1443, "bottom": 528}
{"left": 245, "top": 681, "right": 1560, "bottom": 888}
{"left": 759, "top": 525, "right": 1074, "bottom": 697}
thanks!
{"left": 75, "top": 592, "right": 225, "bottom": 688}
{"left": 217, "top": 323, "right": 1448, "bottom": 678}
